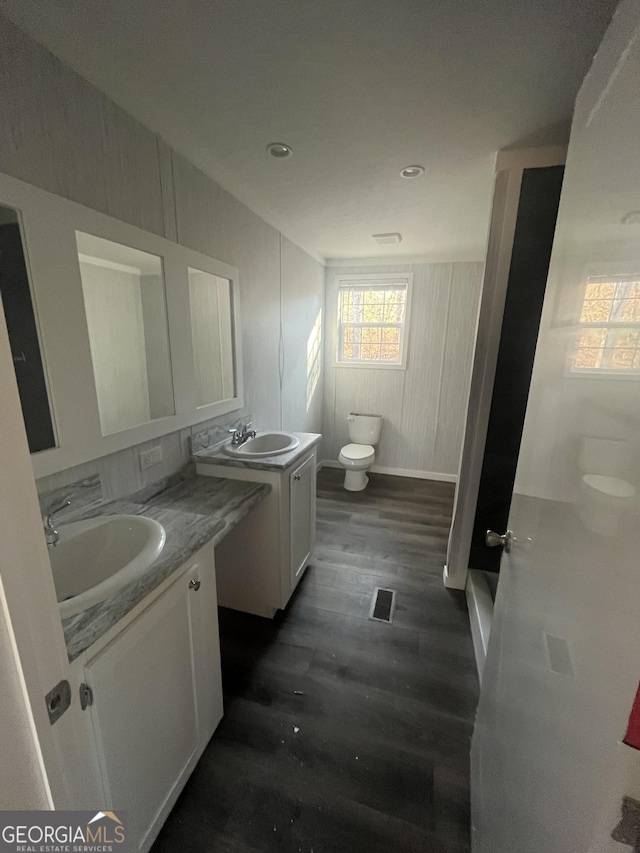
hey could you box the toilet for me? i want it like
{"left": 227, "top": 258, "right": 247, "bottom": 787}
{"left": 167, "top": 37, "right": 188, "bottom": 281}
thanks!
{"left": 338, "top": 413, "right": 383, "bottom": 491}
{"left": 578, "top": 437, "right": 636, "bottom": 535}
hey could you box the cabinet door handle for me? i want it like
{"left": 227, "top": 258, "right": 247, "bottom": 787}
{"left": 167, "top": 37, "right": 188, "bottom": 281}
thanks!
{"left": 189, "top": 578, "right": 201, "bottom": 591}
{"left": 294, "top": 474, "right": 301, "bottom": 481}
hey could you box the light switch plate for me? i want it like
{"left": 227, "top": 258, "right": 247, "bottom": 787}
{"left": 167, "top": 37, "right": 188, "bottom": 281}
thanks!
{"left": 139, "top": 445, "right": 163, "bottom": 470}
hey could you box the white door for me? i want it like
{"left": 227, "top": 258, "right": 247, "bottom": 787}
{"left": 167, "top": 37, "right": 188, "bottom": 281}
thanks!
{"left": 0, "top": 295, "right": 86, "bottom": 808}
{"left": 472, "top": 3, "right": 640, "bottom": 851}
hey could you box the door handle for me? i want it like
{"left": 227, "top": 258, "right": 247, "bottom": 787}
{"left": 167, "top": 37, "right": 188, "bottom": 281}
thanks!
{"left": 294, "top": 474, "right": 301, "bottom": 481}
{"left": 485, "top": 529, "right": 513, "bottom": 553}
{"left": 189, "top": 578, "right": 201, "bottom": 591}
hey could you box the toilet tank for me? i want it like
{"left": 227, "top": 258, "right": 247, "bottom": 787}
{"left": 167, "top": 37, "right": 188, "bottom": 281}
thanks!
{"left": 347, "top": 413, "right": 384, "bottom": 445}
{"left": 579, "top": 437, "right": 632, "bottom": 478}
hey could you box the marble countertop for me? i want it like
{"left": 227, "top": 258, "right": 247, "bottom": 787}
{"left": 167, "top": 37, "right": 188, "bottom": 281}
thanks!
{"left": 193, "top": 431, "right": 321, "bottom": 471}
{"left": 61, "top": 472, "right": 270, "bottom": 661}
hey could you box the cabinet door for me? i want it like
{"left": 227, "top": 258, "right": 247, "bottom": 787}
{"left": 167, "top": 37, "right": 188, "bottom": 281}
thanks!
{"left": 85, "top": 573, "right": 199, "bottom": 848}
{"left": 189, "top": 542, "right": 224, "bottom": 747}
{"left": 290, "top": 453, "right": 316, "bottom": 589}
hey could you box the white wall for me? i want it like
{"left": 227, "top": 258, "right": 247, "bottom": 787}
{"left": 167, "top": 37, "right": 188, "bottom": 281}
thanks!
{"left": 189, "top": 271, "right": 226, "bottom": 407}
{"left": 140, "top": 274, "right": 175, "bottom": 421}
{"left": 0, "top": 13, "right": 325, "bottom": 498}
{"left": 80, "top": 261, "right": 151, "bottom": 435}
{"left": 323, "top": 261, "right": 484, "bottom": 478}
{"left": 281, "top": 236, "right": 325, "bottom": 433}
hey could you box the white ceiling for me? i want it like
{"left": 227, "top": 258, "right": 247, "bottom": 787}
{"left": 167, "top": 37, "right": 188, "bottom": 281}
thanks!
{"left": 0, "top": 0, "right": 617, "bottom": 262}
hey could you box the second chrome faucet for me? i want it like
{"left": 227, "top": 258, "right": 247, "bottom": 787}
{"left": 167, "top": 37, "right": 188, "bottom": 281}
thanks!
{"left": 228, "top": 422, "right": 257, "bottom": 446}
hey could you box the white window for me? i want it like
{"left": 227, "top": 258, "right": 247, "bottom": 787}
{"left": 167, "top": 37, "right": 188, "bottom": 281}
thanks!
{"left": 571, "top": 274, "right": 640, "bottom": 374}
{"left": 335, "top": 273, "right": 412, "bottom": 369}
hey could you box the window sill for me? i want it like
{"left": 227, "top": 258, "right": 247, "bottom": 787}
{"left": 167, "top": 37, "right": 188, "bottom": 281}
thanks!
{"left": 565, "top": 368, "right": 640, "bottom": 380}
{"left": 334, "top": 361, "right": 407, "bottom": 371}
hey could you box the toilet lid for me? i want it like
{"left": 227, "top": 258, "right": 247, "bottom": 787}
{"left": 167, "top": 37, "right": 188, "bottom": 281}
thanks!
{"left": 341, "top": 443, "right": 374, "bottom": 460}
{"left": 582, "top": 474, "right": 636, "bottom": 498}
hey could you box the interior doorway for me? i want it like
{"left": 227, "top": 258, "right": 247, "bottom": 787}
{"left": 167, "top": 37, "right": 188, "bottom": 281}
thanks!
{"left": 445, "top": 149, "right": 568, "bottom": 591}
{"left": 469, "top": 165, "right": 564, "bottom": 573}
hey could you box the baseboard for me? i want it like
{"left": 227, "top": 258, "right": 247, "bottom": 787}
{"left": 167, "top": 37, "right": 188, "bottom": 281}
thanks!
{"left": 466, "top": 569, "right": 495, "bottom": 684}
{"left": 320, "top": 459, "right": 457, "bottom": 483}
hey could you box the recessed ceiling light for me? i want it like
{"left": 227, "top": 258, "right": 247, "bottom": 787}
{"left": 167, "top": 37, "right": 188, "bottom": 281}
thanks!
{"left": 267, "top": 142, "right": 293, "bottom": 158}
{"left": 400, "top": 165, "right": 425, "bottom": 179}
{"left": 372, "top": 232, "right": 402, "bottom": 245}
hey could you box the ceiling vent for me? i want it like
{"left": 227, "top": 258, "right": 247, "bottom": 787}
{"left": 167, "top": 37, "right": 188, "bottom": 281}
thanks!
{"left": 372, "top": 232, "right": 402, "bottom": 245}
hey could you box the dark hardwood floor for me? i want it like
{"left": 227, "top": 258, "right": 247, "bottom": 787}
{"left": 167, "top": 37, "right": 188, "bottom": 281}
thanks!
{"left": 152, "top": 468, "right": 478, "bottom": 853}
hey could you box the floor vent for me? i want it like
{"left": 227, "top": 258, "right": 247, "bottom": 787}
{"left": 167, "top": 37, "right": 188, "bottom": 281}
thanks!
{"left": 369, "top": 587, "right": 396, "bottom": 623}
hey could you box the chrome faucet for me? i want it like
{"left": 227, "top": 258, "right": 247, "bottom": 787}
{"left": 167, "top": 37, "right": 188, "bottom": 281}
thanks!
{"left": 44, "top": 497, "right": 71, "bottom": 547}
{"left": 228, "top": 422, "right": 257, "bottom": 446}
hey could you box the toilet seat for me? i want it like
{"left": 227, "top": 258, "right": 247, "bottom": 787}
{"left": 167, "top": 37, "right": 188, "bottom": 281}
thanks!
{"left": 340, "top": 443, "right": 375, "bottom": 462}
{"left": 582, "top": 474, "right": 636, "bottom": 499}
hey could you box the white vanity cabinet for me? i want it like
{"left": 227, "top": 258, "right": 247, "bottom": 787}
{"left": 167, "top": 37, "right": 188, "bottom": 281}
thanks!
{"left": 61, "top": 540, "right": 223, "bottom": 852}
{"left": 290, "top": 453, "right": 316, "bottom": 590}
{"left": 196, "top": 445, "right": 317, "bottom": 618}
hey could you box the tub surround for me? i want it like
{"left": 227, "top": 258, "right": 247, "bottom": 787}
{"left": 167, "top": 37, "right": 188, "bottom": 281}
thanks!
{"left": 193, "top": 431, "right": 321, "bottom": 472}
{"left": 50, "top": 469, "right": 270, "bottom": 661}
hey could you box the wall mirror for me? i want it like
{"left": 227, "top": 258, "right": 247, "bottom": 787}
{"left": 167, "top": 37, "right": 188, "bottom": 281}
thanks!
{"left": 0, "top": 203, "right": 56, "bottom": 453}
{"left": 76, "top": 232, "right": 175, "bottom": 435}
{"left": 0, "top": 172, "right": 243, "bottom": 478}
{"left": 188, "top": 268, "right": 236, "bottom": 408}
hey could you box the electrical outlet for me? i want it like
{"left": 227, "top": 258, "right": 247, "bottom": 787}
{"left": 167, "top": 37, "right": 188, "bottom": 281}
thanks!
{"left": 139, "top": 445, "right": 163, "bottom": 471}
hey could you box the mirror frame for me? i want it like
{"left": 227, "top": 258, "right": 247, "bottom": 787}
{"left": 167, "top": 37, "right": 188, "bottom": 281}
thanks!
{"left": 0, "top": 172, "right": 243, "bottom": 478}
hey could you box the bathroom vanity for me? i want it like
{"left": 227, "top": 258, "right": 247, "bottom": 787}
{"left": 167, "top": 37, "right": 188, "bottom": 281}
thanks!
{"left": 194, "top": 431, "right": 321, "bottom": 617}
{"left": 50, "top": 473, "right": 270, "bottom": 852}
{"left": 48, "top": 439, "right": 319, "bottom": 849}
{"left": 67, "top": 541, "right": 219, "bottom": 848}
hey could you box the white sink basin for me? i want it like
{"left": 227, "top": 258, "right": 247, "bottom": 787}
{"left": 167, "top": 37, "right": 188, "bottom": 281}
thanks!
{"left": 223, "top": 431, "right": 300, "bottom": 458}
{"left": 49, "top": 514, "right": 166, "bottom": 619}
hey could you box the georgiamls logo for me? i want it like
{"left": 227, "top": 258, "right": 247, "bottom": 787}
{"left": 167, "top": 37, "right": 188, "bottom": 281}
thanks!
{"left": 0, "top": 810, "right": 128, "bottom": 851}
{"left": 88, "top": 812, "right": 122, "bottom": 826}
{"left": 86, "top": 811, "right": 125, "bottom": 842}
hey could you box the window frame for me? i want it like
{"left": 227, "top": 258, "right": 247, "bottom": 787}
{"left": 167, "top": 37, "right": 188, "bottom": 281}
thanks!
{"left": 333, "top": 272, "right": 413, "bottom": 370}
{"left": 569, "top": 268, "right": 640, "bottom": 378}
